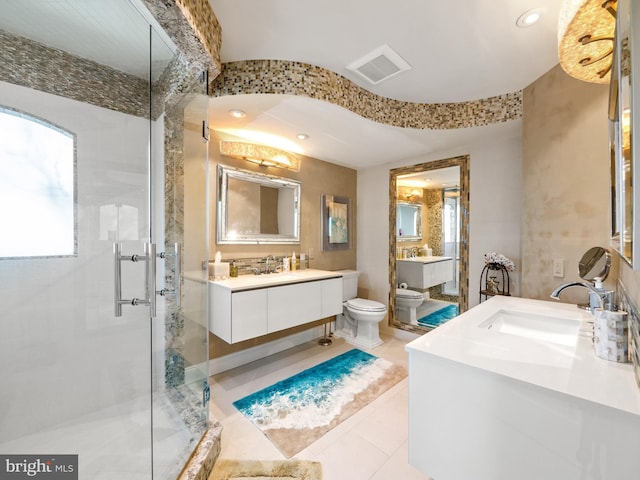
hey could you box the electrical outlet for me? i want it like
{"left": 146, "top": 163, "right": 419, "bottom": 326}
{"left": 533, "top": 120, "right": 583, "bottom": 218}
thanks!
{"left": 309, "top": 247, "right": 315, "bottom": 259}
{"left": 552, "top": 258, "right": 564, "bottom": 278}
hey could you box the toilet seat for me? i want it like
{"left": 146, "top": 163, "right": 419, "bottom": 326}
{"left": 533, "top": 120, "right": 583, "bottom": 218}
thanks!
{"left": 396, "top": 288, "right": 423, "bottom": 300}
{"left": 346, "top": 298, "right": 386, "bottom": 313}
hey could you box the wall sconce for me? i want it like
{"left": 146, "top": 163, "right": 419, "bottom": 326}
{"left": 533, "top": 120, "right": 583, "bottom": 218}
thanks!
{"left": 219, "top": 141, "right": 300, "bottom": 171}
{"left": 397, "top": 186, "right": 424, "bottom": 201}
{"left": 558, "top": 0, "right": 617, "bottom": 83}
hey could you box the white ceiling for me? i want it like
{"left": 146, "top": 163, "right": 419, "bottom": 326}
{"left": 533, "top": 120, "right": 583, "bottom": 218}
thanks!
{"left": 208, "top": 0, "right": 563, "bottom": 169}
{"left": 0, "top": 0, "right": 562, "bottom": 170}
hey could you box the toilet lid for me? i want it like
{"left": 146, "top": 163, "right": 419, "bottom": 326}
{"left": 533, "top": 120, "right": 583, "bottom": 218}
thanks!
{"left": 396, "top": 288, "right": 423, "bottom": 299}
{"left": 346, "top": 298, "right": 386, "bottom": 312}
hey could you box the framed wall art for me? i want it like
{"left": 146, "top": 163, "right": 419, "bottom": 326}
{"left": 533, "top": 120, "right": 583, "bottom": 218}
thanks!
{"left": 322, "top": 194, "right": 350, "bottom": 251}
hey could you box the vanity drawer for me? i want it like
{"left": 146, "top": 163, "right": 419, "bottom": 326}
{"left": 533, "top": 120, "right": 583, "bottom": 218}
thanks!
{"left": 232, "top": 289, "right": 268, "bottom": 342}
{"left": 268, "top": 281, "right": 322, "bottom": 332}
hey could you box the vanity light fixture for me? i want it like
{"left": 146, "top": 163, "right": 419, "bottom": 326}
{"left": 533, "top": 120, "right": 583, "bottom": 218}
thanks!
{"left": 228, "top": 109, "right": 246, "bottom": 119}
{"left": 516, "top": 8, "right": 543, "bottom": 28}
{"left": 558, "top": 0, "right": 617, "bottom": 84}
{"left": 219, "top": 141, "right": 300, "bottom": 171}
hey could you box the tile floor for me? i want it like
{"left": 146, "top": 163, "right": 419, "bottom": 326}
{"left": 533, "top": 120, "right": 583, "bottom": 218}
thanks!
{"left": 209, "top": 333, "right": 432, "bottom": 480}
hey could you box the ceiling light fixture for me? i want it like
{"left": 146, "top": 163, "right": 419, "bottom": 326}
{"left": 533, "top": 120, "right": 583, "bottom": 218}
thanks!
{"left": 558, "top": 0, "right": 617, "bottom": 83}
{"left": 296, "top": 133, "right": 309, "bottom": 140}
{"left": 219, "top": 141, "right": 299, "bottom": 170}
{"left": 228, "top": 109, "right": 246, "bottom": 119}
{"left": 516, "top": 8, "right": 543, "bottom": 28}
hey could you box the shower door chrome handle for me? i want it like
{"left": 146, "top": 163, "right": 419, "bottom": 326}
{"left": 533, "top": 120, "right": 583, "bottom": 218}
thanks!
{"left": 157, "top": 242, "right": 181, "bottom": 307}
{"left": 146, "top": 242, "right": 157, "bottom": 317}
{"left": 114, "top": 242, "right": 157, "bottom": 317}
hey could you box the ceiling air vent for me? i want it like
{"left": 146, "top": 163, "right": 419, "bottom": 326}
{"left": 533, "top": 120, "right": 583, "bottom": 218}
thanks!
{"left": 346, "top": 44, "right": 412, "bottom": 85}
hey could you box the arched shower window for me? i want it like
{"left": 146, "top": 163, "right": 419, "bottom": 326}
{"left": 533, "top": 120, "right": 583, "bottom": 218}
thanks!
{"left": 0, "top": 107, "right": 76, "bottom": 258}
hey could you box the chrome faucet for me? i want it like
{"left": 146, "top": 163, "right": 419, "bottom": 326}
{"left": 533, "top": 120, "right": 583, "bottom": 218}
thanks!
{"left": 264, "top": 255, "right": 277, "bottom": 274}
{"left": 550, "top": 281, "right": 614, "bottom": 312}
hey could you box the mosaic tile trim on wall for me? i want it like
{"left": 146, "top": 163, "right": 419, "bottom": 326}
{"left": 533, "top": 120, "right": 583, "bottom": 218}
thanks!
{"left": 175, "top": 0, "right": 222, "bottom": 71}
{"left": 210, "top": 60, "right": 522, "bottom": 130}
{"left": 142, "top": 0, "right": 221, "bottom": 79}
{"left": 618, "top": 281, "right": 640, "bottom": 387}
{"left": 0, "top": 30, "right": 149, "bottom": 118}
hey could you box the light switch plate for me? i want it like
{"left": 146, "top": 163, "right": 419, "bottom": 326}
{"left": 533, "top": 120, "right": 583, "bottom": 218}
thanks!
{"left": 552, "top": 258, "right": 564, "bottom": 278}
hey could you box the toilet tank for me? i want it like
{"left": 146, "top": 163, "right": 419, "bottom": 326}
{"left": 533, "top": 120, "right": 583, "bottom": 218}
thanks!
{"left": 337, "top": 269, "right": 360, "bottom": 301}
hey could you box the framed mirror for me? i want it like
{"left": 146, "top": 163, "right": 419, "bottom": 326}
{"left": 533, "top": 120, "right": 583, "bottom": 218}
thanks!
{"left": 217, "top": 164, "right": 301, "bottom": 244}
{"left": 389, "top": 155, "right": 469, "bottom": 334}
{"left": 609, "top": 0, "right": 639, "bottom": 269}
{"left": 396, "top": 202, "right": 422, "bottom": 241}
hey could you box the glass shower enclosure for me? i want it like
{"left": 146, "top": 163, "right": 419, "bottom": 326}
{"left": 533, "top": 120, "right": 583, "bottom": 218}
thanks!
{"left": 0, "top": 1, "right": 210, "bottom": 478}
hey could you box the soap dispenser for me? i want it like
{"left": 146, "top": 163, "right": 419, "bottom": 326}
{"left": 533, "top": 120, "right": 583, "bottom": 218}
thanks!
{"left": 291, "top": 252, "right": 297, "bottom": 271}
{"left": 590, "top": 277, "right": 615, "bottom": 312}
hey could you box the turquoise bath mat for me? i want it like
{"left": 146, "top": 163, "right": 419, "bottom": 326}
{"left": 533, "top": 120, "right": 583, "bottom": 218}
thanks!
{"left": 233, "top": 348, "right": 406, "bottom": 457}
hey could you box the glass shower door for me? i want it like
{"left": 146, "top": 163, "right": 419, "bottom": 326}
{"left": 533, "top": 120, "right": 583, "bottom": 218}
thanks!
{"left": 151, "top": 64, "right": 211, "bottom": 477}
{"left": 442, "top": 191, "right": 460, "bottom": 296}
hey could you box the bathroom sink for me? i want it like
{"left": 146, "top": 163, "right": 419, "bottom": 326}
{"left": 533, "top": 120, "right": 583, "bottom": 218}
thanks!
{"left": 479, "top": 309, "right": 579, "bottom": 346}
{"left": 273, "top": 273, "right": 299, "bottom": 280}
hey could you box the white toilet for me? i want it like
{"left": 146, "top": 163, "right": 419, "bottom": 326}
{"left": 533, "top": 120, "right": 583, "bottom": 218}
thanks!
{"left": 333, "top": 270, "right": 386, "bottom": 349}
{"left": 395, "top": 287, "right": 425, "bottom": 324}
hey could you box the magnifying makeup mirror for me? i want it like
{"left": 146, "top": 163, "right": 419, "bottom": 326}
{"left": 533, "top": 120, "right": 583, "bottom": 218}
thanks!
{"left": 578, "top": 246, "right": 612, "bottom": 282}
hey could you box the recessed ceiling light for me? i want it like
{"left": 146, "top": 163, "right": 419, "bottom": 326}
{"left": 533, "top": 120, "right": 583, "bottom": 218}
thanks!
{"left": 228, "top": 109, "right": 246, "bottom": 118}
{"left": 516, "top": 8, "right": 542, "bottom": 28}
{"left": 296, "top": 133, "right": 309, "bottom": 140}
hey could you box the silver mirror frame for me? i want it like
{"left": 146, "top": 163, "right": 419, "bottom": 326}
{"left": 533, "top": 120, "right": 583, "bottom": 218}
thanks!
{"left": 396, "top": 202, "right": 423, "bottom": 242}
{"left": 389, "top": 155, "right": 470, "bottom": 333}
{"left": 217, "top": 164, "right": 301, "bottom": 244}
{"left": 609, "top": 0, "right": 640, "bottom": 269}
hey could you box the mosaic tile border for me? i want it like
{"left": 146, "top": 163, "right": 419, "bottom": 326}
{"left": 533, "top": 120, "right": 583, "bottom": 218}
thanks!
{"left": 0, "top": 29, "right": 149, "bottom": 118}
{"left": 178, "top": 421, "right": 223, "bottom": 480}
{"left": 175, "top": 0, "right": 222, "bottom": 71}
{"left": 142, "top": 0, "right": 220, "bottom": 80}
{"left": 210, "top": 60, "right": 522, "bottom": 130}
{"left": 618, "top": 280, "right": 640, "bottom": 388}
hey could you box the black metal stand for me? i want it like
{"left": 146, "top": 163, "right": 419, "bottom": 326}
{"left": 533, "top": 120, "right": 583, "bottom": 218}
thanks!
{"left": 479, "top": 262, "right": 511, "bottom": 303}
{"left": 318, "top": 320, "right": 332, "bottom": 346}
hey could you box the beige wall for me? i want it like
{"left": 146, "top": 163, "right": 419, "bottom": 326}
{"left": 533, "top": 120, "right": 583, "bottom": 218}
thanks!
{"left": 208, "top": 132, "right": 357, "bottom": 271}
{"left": 522, "top": 64, "right": 618, "bottom": 303}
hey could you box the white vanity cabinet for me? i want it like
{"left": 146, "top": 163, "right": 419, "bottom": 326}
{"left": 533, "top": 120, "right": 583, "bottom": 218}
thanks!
{"left": 209, "top": 270, "right": 343, "bottom": 344}
{"left": 397, "top": 256, "right": 453, "bottom": 289}
{"left": 321, "top": 277, "right": 343, "bottom": 316}
{"left": 232, "top": 290, "right": 268, "bottom": 342}
{"left": 268, "top": 282, "right": 322, "bottom": 332}
{"left": 405, "top": 296, "right": 640, "bottom": 480}
{"left": 210, "top": 287, "right": 268, "bottom": 343}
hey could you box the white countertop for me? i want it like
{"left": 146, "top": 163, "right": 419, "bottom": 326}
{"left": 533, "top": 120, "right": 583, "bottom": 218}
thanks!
{"left": 406, "top": 295, "right": 640, "bottom": 416}
{"left": 397, "top": 256, "right": 452, "bottom": 264}
{"left": 209, "top": 268, "right": 343, "bottom": 292}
